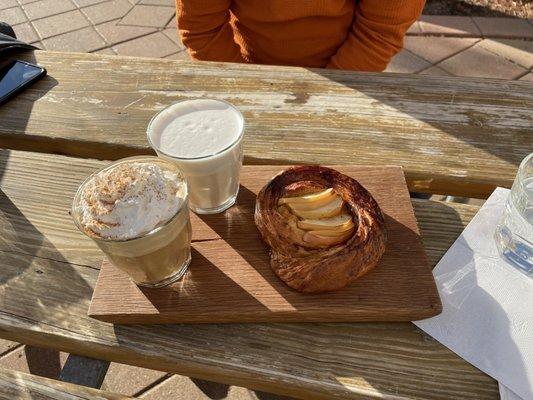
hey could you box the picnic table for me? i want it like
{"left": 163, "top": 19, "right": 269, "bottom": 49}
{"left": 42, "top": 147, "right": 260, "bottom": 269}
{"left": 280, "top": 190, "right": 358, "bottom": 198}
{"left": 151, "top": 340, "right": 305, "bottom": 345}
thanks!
{"left": 0, "top": 51, "right": 531, "bottom": 399}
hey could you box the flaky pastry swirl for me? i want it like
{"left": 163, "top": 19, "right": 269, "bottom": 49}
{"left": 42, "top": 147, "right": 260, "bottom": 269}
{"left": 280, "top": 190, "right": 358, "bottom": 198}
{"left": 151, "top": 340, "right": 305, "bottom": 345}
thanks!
{"left": 254, "top": 166, "right": 387, "bottom": 293}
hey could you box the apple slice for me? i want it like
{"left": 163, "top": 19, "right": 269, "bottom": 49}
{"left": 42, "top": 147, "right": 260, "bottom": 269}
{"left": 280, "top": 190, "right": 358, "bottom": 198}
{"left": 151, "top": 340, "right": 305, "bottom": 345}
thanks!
{"left": 288, "top": 195, "right": 343, "bottom": 219}
{"left": 308, "top": 227, "right": 354, "bottom": 237}
{"left": 278, "top": 188, "right": 335, "bottom": 210}
{"left": 303, "top": 229, "right": 353, "bottom": 247}
{"left": 297, "top": 213, "right": 354, "bottom": 232}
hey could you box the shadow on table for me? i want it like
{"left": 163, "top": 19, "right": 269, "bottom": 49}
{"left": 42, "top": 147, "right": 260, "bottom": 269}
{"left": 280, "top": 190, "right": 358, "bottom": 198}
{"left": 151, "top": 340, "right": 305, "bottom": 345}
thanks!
{"left": 0, "top": 188, "right": 93, "bottom": 301}
{"left": 0, "top": 147, "right": 92, "bottom": 378}
{"left": 194, "top": 184, "right": 295, "bottom": 302}
{"left": 138, "top": 247, "right": 270, "bottom": 315}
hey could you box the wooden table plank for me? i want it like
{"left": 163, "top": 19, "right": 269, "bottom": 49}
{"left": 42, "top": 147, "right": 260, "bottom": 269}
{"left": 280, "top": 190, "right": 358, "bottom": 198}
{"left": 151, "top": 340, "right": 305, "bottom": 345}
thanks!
{"left": 0, "top": 368, "right": 130, "bottom": 399}
{"left": 0, "top": 149, "right": 497, "bottom": 399}
{"left": 1, "top": 51, "right": 531, "bottom": 198}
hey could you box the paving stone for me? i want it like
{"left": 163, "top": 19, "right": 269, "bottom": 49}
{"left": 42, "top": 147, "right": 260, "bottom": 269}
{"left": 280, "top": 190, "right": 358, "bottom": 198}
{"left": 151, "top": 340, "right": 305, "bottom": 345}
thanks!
{"left": 0, "top": 0, "right": 18, "bottom": 10}
{"left": 419, "top": 66, "right": 452, "bottom": 76}
{"left": 166, "top": 16, "right": 176, "bottom": 28}
{"left": 404, "top": 37, "right": 478, "bottom": 64}
{"left": 0, "top": 346, "right": 68, "bottom": 379}
{"left": 0, "top": 340, "right": 19, "bottom": 356}
{"left": 385, "top": 49, "right": 432, "bottom": 74}
{"left": 477, "top": 39, "right": 533, "bottom": 69}
{"left": 83, "top": 0, "right": 133, "bottom": 25}
{"left": 101, "top": 363, "right": 168, "bottom": 396}
{"left": 73, "top": 0, "right": 108, "bottom": 7}
{"left": 518, "top": 73, "right": 533, "bottom": 81}
{"left": 32, "top": 9, "right": 90, "bottom": 39}
{"left": 112, "top": 31, "right": 178, "bottom": 57}
{"left": 119, "top": 4, "right": 175, "bottom": 27}
{"left": 22, "top": 0, "right": 76, "bottom": 21}
{"left": 42, "top": 26, "right": 106, "bottom": 52}
{"left": 92, "top": 47, "right": 117, "bottom": 54}
{"left": 96, "top": 19, "right": 156, "bottom": 44}
{"left": 139, "top": 0, "right": 174, "bottom": 5}
{"left": 473, "top": 17, "right": 533, "bottom": 39}
{"left": 165, "top": 50, "right": 190, "bottom": 60}
{"left": 437, "top": 43, "right": 527, "bottom": 79}
{"left": 12, "top": 22, "right": 39, "bottom": 43}
{"left": 162, "top": 27, "right": 184, "bottom": 48}
{"left": 406, "top": 21, "right": 421, "bottom": 35}
{"left": 18, "top": 0, "right": 40, "bottom": 4}
{"left": 419, "top": 15, "right": 481, "bottom": 36}
{"left": 2, "top": 6, "right": 28, "bottom": 26}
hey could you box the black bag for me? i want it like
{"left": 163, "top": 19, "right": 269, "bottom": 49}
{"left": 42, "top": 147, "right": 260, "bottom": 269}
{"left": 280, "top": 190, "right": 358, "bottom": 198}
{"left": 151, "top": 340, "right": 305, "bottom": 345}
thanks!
{"left": 0, "top": 23, "right": 38, "bottom": 57}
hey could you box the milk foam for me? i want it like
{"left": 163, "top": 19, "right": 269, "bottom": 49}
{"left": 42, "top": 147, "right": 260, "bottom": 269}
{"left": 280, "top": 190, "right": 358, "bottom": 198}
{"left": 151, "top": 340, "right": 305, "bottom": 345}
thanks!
{"left": 78, "top": 162, "right": 186, "bottom": 240}
{"left": 149, "top": 99, "right": 243, "bottom": 158}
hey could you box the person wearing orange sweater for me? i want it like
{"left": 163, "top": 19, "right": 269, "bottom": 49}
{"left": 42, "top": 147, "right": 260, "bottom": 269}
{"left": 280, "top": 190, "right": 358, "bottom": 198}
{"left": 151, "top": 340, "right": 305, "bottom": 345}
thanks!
{"left": 176, "top": 0, "right": 424, "bottom": 72}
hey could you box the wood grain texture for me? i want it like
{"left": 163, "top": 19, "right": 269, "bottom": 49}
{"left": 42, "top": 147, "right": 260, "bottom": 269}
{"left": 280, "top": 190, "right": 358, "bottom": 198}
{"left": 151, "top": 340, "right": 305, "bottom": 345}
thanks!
{"left": 0, "top": 51, "right": 531, "bottom": 198}
{"left": 0, "top": 368, "right": 130, "bottom": 400}
{"left": 0, "top": 150, "right": 499, "bottom": 399}
{"left": 89, "top": 166, "right": 441, "bottom": 324}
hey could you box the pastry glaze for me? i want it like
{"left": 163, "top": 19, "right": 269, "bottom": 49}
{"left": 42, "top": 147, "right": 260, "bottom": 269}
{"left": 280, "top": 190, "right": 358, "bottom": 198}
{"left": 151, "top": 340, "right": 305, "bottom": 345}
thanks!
{"left": 255, "top": 166, "right": 387, "bottom": 293}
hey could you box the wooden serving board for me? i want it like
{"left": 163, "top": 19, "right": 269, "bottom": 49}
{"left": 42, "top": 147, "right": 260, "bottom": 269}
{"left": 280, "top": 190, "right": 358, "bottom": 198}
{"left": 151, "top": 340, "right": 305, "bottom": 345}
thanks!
{"left": 89, "top": 166, "right": 441, "bottom": 324}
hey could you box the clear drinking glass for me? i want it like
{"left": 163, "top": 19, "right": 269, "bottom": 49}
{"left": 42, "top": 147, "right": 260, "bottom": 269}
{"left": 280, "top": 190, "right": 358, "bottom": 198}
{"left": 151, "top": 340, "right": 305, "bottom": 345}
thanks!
{"left": 495, "top": 152, "right": 533, "bottom": 276}
{"left": 71, "top": 156, "right": 192, "bottom": 288}
{"left": 146, "top": 99, "right": 245, "bottom": 214}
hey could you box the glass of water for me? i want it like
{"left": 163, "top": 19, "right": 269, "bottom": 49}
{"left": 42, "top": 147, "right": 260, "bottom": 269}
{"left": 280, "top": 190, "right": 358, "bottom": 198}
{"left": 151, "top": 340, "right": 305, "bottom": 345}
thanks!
{"left": 495, "top": 152, "right": 533, "bottom": 276}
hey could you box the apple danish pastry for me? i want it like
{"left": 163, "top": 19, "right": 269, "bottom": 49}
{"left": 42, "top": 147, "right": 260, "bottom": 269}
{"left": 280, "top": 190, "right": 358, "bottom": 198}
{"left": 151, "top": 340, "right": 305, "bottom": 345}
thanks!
{"left": 254, "top": 166, "right": 387, "bottom": 293}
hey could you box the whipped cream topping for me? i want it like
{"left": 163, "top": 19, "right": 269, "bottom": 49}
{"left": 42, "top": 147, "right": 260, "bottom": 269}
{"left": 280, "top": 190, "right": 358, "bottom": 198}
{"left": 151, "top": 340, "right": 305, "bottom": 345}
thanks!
{"left": 77, "top": 162, "right": 186, "bottom": 240}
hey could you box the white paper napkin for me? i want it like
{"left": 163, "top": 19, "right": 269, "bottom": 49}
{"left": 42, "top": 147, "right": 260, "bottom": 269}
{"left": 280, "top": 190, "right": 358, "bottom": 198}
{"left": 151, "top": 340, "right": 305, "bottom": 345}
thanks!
{"left": 414, "top": 188, "right": 532, "bottom": 400}
{"left": 500, "top": 383, "right": 524, "bottom": 400}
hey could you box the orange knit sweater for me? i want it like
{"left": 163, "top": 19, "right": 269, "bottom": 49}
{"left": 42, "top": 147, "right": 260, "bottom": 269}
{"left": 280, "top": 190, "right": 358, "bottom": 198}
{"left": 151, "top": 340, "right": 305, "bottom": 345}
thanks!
{"left": 176, "top": 0, "right": 424, "bottom": 71}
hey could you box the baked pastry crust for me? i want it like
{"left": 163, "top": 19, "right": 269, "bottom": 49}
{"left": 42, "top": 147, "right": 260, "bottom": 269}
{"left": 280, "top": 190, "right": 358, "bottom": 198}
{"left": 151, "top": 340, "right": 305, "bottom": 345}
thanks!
{"left": 254, "top": 166, "right": 387, "bottom": 293}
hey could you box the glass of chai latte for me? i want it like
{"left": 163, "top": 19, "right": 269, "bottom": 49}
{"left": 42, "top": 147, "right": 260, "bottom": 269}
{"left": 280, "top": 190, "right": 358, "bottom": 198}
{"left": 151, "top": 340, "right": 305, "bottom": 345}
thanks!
{"left": 147, "top": 99, "right": 245, "bottom": 214}
{"left": 71, "top": 156, "right": 192, "bottom": 287}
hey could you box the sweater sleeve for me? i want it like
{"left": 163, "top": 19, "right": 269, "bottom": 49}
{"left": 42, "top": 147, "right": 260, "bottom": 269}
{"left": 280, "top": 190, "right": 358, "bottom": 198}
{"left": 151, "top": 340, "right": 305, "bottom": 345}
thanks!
{"left": 176, "top": 0, "right": 245, "bottom": 62}
{"left": 326, "top": 0, "right": 424, "bottom": 72}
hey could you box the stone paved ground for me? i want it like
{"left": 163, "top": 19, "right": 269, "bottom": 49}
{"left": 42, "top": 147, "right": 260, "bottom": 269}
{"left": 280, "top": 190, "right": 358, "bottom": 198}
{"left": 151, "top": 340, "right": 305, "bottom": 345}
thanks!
{"left": 1, "top": 1, "right": 532, "bottom": 398}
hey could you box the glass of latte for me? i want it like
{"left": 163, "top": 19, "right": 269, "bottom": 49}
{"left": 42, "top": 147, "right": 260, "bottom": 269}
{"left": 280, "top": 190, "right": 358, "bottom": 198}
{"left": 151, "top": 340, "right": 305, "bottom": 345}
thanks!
{"left": 71, "top": 156, "right": 192, "bottom": 288}
{"left": 147, "top": 99, "right": 244, "bottom": 214}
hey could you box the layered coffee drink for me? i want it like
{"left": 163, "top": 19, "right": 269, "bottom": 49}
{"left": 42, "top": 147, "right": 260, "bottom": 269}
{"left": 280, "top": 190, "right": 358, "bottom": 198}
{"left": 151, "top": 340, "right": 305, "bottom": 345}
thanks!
{"left": 71, "top": 156, "right": 192, "bottom": 287}
{"left": 147, "top": 99, "right": 244, "bottom": 214}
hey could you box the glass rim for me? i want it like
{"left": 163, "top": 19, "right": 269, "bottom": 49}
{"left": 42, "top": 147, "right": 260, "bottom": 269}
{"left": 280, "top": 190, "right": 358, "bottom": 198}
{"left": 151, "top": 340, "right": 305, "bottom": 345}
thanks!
{"left": 518, "top": 152, "right": 533, "bottom": 174}
{"left": 516, "top": 152, "right": 533, "bottom": 196}
{"left": 71, "top": 155, "right": 188, "bottom": 244}
{"left": 146, "top": 98, "right": 245, "bottom": 161}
